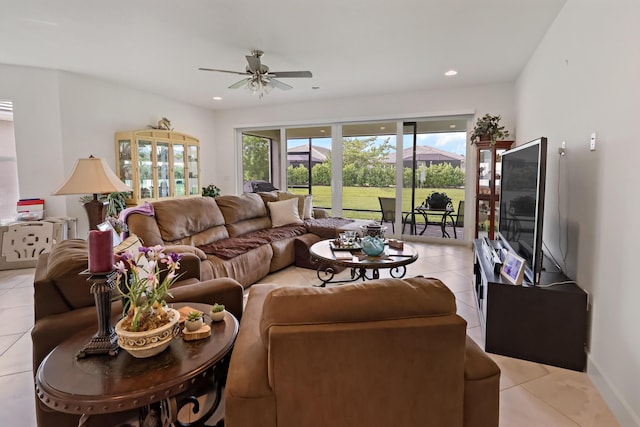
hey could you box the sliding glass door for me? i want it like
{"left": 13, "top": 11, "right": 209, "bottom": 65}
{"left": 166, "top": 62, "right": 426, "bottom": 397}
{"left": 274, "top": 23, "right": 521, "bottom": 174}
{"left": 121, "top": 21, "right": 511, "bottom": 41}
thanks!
{"left": 239, "top": 116, "right": 469, "bottom": 240}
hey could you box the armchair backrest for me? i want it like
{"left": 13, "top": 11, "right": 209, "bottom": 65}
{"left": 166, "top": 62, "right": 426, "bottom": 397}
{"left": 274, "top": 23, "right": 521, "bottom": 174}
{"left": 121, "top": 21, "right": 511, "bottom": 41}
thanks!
{"left": 258, "top": 277, "right": 467, "bottom": 427}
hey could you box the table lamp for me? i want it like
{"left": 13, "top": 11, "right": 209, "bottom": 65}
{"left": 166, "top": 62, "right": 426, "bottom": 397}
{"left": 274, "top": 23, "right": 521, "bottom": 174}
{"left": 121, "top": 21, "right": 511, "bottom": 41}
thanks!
{"left": 52, "top": 155, "right": 131, "bottom": 230}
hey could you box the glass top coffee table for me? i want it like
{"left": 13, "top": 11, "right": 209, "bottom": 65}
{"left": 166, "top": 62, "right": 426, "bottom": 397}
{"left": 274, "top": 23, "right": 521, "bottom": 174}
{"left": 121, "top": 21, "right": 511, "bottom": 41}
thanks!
{"left": 309, "top": 239, "right": 418, "bottom": 287}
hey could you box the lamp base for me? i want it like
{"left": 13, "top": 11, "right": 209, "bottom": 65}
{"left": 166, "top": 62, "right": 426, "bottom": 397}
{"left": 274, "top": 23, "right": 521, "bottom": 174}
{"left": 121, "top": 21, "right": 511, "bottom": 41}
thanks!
{"left": 84, "top": 196, "right": 107, "bottom": 230}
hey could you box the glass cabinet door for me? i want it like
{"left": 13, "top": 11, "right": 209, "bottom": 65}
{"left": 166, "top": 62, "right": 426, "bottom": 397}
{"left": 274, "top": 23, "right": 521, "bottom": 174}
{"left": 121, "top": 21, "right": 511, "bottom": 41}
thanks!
{"left": 478, "top": 148, "right": 492, "bottom": 196}
{"left": 117, "top": 139, "right": 133, "bottom": 192}
{"left": 173, "top": 144, "right": 185, "bottom": 196}
{"left": 156, "top": 142, "right": 170, "bottom": 198}
{"left": 475, "top": 141, "right": 513, "bottom": 239}
{"left": 138, "top": 140, "right": 154, "bottom": 199}
{"left": 117, "top": 131, "right": 201, "bottom": 205}
{"left": 187, "top": 144, "right": 200, "bottom": 196}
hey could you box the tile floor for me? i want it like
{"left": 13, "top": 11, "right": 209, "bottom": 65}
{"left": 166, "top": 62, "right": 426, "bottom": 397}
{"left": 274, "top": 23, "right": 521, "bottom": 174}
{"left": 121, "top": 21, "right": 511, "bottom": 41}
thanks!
{"left": 0, "top": 242, "right": 620, "bottom": 426}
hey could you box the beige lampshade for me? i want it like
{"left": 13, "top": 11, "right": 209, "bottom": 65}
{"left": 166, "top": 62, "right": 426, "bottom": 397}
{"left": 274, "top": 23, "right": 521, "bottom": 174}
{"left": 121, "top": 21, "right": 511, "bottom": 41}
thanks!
{"left": 52, "top": 156, "right": 131, "bottom": 195}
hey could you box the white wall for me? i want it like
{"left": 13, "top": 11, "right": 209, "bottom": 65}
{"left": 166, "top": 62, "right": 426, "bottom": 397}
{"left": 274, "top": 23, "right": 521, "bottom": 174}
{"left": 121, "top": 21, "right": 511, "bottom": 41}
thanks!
{"left": 213, "top": 83, "right": 516, "bottom": 195}
{"left": 0, "top": 64, "right": 216, "bottom": 237}
{"left": 515, "top": 0, "right": 640, "bottom": 424}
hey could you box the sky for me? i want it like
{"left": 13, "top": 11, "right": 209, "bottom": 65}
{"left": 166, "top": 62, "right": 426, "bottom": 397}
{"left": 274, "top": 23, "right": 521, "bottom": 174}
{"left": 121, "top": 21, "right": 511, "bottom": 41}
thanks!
{"left": 288, "top": 132, "right": 467, "bottom": 156}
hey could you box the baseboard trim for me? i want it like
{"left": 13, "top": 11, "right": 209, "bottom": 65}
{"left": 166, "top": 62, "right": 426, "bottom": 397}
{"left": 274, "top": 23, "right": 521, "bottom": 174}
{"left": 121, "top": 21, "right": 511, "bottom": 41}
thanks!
{"left": 587, "top": 356, "right": 640, "bottom": 426}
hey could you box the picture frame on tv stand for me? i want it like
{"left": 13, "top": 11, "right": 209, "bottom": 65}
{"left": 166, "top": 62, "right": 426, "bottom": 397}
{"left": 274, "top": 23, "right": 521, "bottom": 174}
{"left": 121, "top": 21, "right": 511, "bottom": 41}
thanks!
{"left": 500, "top": 251, "right": 526, "bottom": 285}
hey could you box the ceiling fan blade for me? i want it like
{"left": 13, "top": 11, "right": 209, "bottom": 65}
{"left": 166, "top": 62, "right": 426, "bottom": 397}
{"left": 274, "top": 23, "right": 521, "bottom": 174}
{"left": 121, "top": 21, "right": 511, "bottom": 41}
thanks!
{"left": 269, "top": 71, "right": 313, "bottom": 78}
{"left": 199, "top": 67, "right": 248, "bottom": 76}
{"left": 269, "top": 78, "right": 293, "bottom": 91}
{"left": 229, "top": 78, "right": 250, "bottom": 89}
{"left": 245, "top": 55, "right": 262, "bottom": 73}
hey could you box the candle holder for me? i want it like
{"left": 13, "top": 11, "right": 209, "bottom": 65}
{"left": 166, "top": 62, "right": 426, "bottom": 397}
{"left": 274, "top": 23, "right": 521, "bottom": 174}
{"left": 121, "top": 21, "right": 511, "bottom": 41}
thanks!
{"left": 76, "top": 269, "right": 119, "bottom": 358}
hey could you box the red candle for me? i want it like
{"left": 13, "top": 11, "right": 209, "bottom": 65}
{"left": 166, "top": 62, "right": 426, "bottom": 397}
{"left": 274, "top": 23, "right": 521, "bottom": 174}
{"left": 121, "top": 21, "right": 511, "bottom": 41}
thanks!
{"left": 88, "top": 230, "right": 114, "bottom": 273}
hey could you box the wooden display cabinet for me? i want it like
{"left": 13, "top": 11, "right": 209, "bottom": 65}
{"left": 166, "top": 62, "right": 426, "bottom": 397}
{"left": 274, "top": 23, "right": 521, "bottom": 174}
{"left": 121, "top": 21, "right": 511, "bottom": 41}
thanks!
{"left": 115, "top": 130, "right": 200, "bottom": 206}
{"left": 475, "top": 140, "right": 513, "bottom": 239}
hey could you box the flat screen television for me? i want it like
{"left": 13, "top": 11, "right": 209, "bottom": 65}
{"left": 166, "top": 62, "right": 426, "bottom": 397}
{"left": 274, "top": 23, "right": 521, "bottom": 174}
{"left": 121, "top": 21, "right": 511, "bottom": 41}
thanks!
{"left": 497, "top": 137, "right": 548, "bottom": 285}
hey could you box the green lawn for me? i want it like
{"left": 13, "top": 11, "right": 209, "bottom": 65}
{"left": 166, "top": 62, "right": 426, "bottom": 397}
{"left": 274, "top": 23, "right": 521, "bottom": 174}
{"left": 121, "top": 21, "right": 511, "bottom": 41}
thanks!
{"left": 290, "top": 186, "right": 464, "bottom": 221}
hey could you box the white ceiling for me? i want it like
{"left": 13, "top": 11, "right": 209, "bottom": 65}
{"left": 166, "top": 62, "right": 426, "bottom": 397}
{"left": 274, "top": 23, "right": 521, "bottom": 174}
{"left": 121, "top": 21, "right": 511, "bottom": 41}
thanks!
{"left": 0, "top": 0, "right": 566, "bottom": 111}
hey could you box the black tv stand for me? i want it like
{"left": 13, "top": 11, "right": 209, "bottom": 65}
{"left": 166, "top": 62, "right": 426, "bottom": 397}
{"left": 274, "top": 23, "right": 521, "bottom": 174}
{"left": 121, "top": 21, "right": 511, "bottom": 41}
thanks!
{"left": 473, "top": 239, "right": 588, "bottom": 371}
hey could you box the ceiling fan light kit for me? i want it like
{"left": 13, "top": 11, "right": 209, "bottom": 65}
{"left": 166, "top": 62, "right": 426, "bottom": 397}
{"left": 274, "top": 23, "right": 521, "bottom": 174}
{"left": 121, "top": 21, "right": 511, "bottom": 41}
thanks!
{"left": 199, "top": 50, "right": 312, "bottom": 98}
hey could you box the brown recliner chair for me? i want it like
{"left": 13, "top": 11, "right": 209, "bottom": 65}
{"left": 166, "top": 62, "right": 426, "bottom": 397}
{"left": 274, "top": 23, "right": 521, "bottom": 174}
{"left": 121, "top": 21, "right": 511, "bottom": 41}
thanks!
{"left": 31, "top": 239, "right": 245, "bottom": 427}
{"left": 225, "top": 276, "right": 500, "bottom": 427}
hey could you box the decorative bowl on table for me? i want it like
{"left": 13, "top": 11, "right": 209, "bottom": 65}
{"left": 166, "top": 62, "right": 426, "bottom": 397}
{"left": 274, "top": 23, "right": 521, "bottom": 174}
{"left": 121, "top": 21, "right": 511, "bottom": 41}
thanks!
{"left": 115, "top": 308, "right": 180, "bottom": 358}
{"left": 361, "top": 236, "right": 385, "bottom": 256}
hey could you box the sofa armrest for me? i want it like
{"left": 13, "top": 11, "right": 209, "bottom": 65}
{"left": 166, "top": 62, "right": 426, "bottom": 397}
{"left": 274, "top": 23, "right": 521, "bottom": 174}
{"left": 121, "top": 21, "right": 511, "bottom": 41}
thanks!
{"left": 31, "top": 301, "right": 123, "bottom": 375}
{"left": 164, "top": 244, "right": 207, "bottom": 260}
{"left": 225, "top": 284, "right": 278, "bottom": 427}
{"left": 463, "top": 336, "right": 501, "bottom": 427}
{"left": 173, "top": 253, "right": 201, "bottom": 282}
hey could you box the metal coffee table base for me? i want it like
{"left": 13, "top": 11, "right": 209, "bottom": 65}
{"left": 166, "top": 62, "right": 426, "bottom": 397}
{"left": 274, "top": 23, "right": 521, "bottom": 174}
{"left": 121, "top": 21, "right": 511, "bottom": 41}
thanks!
{"left": 314, "top": 264, "right": 408, "bottom": 287}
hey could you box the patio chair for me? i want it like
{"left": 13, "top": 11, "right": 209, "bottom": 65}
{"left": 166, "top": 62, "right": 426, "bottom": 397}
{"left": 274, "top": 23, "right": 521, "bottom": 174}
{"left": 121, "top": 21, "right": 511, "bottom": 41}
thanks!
{"left": 448, "top": 200, "right": 464, "bottom": 238}
{"left": 378, "top": 197, "right": 412, "bottom": 234}
{"left": 378, "top": 197, "right": 397, "bottom": 232}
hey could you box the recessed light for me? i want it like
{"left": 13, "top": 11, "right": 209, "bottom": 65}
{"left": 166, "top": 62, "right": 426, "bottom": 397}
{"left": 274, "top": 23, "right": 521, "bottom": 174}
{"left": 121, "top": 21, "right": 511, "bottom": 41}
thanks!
{"left": 449, "top": 124, "right": 456, "bottom": 129}
{"left": 445, "top": 70, "right": 458, "bottom": 76}
{"left": 212, "top": 96, "right": 223, "bottom": 101}
{"left": 319, "top": 129, "right": 325, "bottom": 133}
{"left": 380, "top": 126, "right": 386, "bottom": 130}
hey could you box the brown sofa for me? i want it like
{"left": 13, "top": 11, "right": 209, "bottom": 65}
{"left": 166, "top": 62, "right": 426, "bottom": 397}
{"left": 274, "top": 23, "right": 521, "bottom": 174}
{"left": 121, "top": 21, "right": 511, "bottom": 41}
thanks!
{"left": 31, "top": 239, "right": 245, "bottom": 427}
{"left": 225, "top": 277, "right": 500, "bottom": 427}
{"left": 126, "top": 193, "right": 365, "bottom": 287}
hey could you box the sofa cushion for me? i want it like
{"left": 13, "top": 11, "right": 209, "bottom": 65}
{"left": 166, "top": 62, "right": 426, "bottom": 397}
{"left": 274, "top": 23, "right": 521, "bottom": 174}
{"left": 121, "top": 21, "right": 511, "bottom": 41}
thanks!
{"left": 154, "top": 197, "right": 227, "bottom": 242}
{"left": 277, "top": 192, "right": 313, "bottom": 219}
{"left": 216, "top": 193, "right": 270, "bottom": 237}
{"left": 259, "top": 277, "right": 457, "bottom": 346}
{"left": 267, "top": 198, "right": 303, "bottom": 227}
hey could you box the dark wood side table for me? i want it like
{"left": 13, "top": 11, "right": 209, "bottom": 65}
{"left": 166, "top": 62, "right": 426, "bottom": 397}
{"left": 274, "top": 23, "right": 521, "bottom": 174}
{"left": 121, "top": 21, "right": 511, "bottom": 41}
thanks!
{"left": 35, "top": 302, "right": 238, "bottom": 426}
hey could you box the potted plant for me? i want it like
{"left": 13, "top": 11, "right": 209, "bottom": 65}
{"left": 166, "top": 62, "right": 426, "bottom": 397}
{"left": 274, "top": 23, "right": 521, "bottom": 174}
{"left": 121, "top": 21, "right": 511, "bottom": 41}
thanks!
{"left": 426, "top": 192, "right": 452, "bottom": 210}
{"left": 202, "top": 184, "right": 221, "bottom": 198}
{"left": 185, "top": 310, "right": 204, "bottom": 332}
{"left": 470, "top": 114, "right": 510, "bottom": 145}
{"left": 210, "top": 303, "right": 225, "bottom": 322}
{"left": 105, "top": 192, "right": 129, "bottom": 217}
{"left": 114, "top": 246, "right": 183, "bottom": 358}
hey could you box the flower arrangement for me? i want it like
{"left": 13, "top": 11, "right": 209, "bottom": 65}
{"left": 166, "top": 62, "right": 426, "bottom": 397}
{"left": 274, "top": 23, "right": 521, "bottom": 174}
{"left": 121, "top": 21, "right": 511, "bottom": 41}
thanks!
{"left": 114, "top": 246, "right": 183, "bottom": 332}
{"left": 470, "top": 114, "right": 510, "bottom": 145}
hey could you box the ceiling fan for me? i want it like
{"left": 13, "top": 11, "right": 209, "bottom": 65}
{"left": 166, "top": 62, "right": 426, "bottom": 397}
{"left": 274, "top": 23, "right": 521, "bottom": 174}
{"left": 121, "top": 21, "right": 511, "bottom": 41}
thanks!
{"left": 199, "top": 50, "right": 313, "bottom": 98}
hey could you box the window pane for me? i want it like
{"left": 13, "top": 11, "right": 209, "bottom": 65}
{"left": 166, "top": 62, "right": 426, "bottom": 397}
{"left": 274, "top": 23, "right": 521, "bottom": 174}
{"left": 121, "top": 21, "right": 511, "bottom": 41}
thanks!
{"left": 0, "top": 101, "right": 18, "bottom": 221}
{"left": 342, "top": 122, "right": 396, "bottom": 222}
{"left": 242, "top": 134, "right": 271, "bottom": 190}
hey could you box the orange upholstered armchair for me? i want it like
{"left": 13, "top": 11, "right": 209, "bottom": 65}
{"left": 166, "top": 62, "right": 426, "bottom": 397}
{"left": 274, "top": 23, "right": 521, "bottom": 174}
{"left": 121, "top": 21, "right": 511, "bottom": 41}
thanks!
{"left": 224, "top": 276, "right": 500, "bottom": 427}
